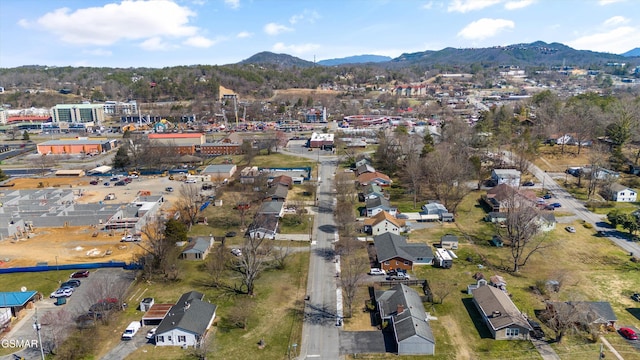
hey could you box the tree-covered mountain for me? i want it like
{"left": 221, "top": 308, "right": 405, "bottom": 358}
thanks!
{"left": 317, "top": 55, "right": 392, "bottom": 66}
{"left": 238, "top": 52, "right": 315, "bottom": 68}
{"left": 390, "top": 41, "right": 632, "bottom": 67}
{"left": 621, "top": 48, "right": 640, "bottom": 57}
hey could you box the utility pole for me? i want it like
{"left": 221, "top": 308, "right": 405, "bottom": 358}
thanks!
{"left": 33, "top": 308, "right": 45, "bottom": 360}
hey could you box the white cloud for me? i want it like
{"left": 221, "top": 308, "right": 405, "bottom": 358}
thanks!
{"left": 603, "top": 16, "right": 629, "bottom": 27}
{"left": 504, "top": 0, "right": 536, "bottom": 10}
{"left": 224, "top": 0, "right": 240, "bottom": 9}
{"left": 264, "top": 22, "right": 293, "bottom": 36}
{"left": 457, "top": 18, "right": 515, "bottom": 40}
{"left": 422, "top": 1, "right": 434, "bottom": 10}
{"left": 236, "top": 31, "right": 252, "bottom": 38}
{"left": 567, "top": 26, "right": 640, "bottom": 53}
{"left": 184, "top": 36, "right": 215, "bottom": 48}
{"left": 289, "top": 10, "right": 320, "bottom": 25}
{"left": 598, "top": 0, "right": 625, "bottom": 5}
{"left": 82, "top": 49, "right": 112, "bottom": 56}
{"left": 272, "top": 42, "right": 320, "bottom": 55}
{"left": 32, "top": 1, "right": 199, "bottom": 46}
{"left": 140, "top": 37, "right": 172, "bottom": 51}
{"left": 17, "top": 19, "right": 30, "bottom": 28}
{"left": 448, "top": 0, "right": 501, "bottom": 13}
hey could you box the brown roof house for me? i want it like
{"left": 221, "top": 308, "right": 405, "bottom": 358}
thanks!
{"left": 363, "top": 211, "right": 405, "bottom": 235}
{"left": 482, "top": 184, "right": 536, "bottom": 212}
{"left": 358, "top": 171, "right": 392, "bottom": 187}
{"left": 269, "top": 175, "right": 293, "bottom": 189}
{"left": 471, "top": 284, "right": 532, "bottom": 340}
{"left": 374, "top": 233, "right": 434, "bottom": 272}
{"left": 376, "top": 284, "right": 435, "bottom": 355}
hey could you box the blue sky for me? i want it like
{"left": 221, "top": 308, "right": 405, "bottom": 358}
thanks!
{"left": 0, "top": 0, "right": 638, "bottom": 68}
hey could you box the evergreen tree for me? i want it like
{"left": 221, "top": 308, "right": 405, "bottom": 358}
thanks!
{"left": 164, "top": 218, "right": 187, "bottom": 243}
{"left": 0, "top": 168, "right": 8, "bottom": 181}
{"left": 22, "top": 131, "right": 30, "bottom": 141}
{"left": 112, "top": 147, "right": 131, "bottom": 170}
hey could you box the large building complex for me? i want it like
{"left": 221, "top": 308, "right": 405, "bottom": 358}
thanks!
{"left": 36, "top": 137, "right": 118, "bottom": 155}
{"left": 49, "top": 103, "right": 105, "bottom": 131}
{"left": 147, "top": 133, "right": 205, "bottom": 155}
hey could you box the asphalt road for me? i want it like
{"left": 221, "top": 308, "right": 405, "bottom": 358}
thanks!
{"left": 298, "top": 156, "right": 341, "bottom": 360}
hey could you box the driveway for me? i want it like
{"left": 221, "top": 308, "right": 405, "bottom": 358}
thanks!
{"left": 339, "top": 330, "right": 394, "bottom": 355}
{"left": 100, "top": 331, "right": 149, "bottom": 360}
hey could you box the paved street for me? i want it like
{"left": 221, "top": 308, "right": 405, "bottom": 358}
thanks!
{"left": 298, "top": 157, "right": 341, "bottom": 360}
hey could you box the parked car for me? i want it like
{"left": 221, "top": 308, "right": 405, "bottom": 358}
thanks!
{"left": 70, "top": 270, "right": 90, "bottom": 278}
{"left": 619, "top": 327, "right": 638, "bottom": 340}
{"left": 632, "top": 293, "right": 640, "bottom": 302}
{"left": 103, "top": 182, "right": 110, "bottom": 186}
{"left": 89, "top": 180, "right": 99, "bottom": 185}
{"left": 528, "top": 319, "right": 545, "bottom": 339}
{"left": 522, "top": 181, "right": 535, "bottom": 186}
{"left": 225, "top": 231, "right": 237, "bottom": 238}
{"left": 386, "top": 273, "right": 410, "bottom": 281}
{"left": 165, "top": 187, "right": 174, "bottom": 192}
{"left": 543, "top": 193, "right": 553, "bottom": 199}
{"left": 121, "top": 321, "right": 141, "bottom": 340}
{"left": 368, "top": 268, "right": 386, "bottom": 276}
{"left": 110, "top": 177, "right": 120, "bottom": 181}
{"left": 551, "top": 202, "right": 562, "bottom": 208}
{"left": 114, "top": 181, "right": 126, "bottom": 186}
{"left": 128, "top": 174, "right": 139, "bottom": 179}
{"left": 50, "top": 287, "right": 74, "bottom": 298}
{"left": 565, "top": 226, "right": 576, "bottom": 233}
{"left": 61, "top": 280, "right": 81, "bottom": 288}
{"left": 146, "top": 327, "right": 157, "bottom": 340}
{"left": 231, "top": 248, "right": 242, "bottom": 257}
{"left": 185, "top": 179, "right": 197, "bottom": 184}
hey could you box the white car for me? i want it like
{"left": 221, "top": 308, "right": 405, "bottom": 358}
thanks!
{"left": 145, "top": 327, "right": 157, "bottom": 339}
{"left": 231, "top": 248, "right": 242, "bottom": 257}
{"left": 368, "top": 268, "right": 386, "bottom": 276}
{"left": 121, "top": 234, "right": 133, "bottom": 242}
{"left": 185, "top": 179, "right": 197, "bottom": 184}
{"left": 50, "top": 287, "right": 74, "bottom": 298}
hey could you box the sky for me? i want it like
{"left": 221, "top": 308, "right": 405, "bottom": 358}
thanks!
{"left": 0, "top": 0, "right": 639, "bottom": 68}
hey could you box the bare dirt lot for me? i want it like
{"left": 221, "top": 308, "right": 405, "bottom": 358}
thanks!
{"left": 0, "top": 175, "right": 200, "bottom": 268}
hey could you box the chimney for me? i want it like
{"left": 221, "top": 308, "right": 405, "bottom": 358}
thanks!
{"left": 397, "top": 304, "right": 404, "bottom": 314}
{"left": 492, "top": 310, "right": 501, "bottom": 318}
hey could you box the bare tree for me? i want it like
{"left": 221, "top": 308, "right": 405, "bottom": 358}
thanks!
{"left": 339, "top": 255, "right": 369, "bottom": 318}
{"left": 40, "top": 308, "right": 75, "bottom": 354}
{"left": 233, "top": 223, "right": 274, "bottom": 295}
{"left": 539, "top": 300, "right": 590, "bottom": 343}
{"left": 400, "top": 153, "right": 425, "bottom": 209}
{"left": 206, "top": 245, "right": 230, "bottom": 287}
{"left": 83, "top": 279, "right": 128, "bottom": 325}
{"left": 226, "top": 297, "right": 256, "bottom": 329}
{"left": 176, "top": 184, "right": 201, "bottom": 230}
{"left": 34, "top": 154, "right": 56, "bottom": 176}
{"left": 429, "top": 278, "right": 456, "bottom": 304}
{"left": 423, "top": 144, "right": 472, "bottom": 212}
{"left": 497, "top": 189, "right": 552, "bottom": 272}
{"left": 139, "top": 218, "right": 179, "bottom": 278}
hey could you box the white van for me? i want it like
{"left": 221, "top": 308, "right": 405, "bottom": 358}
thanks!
{"left": 121, "top": 321, "right": 141, "bottom": 340}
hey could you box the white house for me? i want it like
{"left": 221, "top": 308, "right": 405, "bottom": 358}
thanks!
{"left": 609, "top": 183, "right": 637, "bottom": 202}
{"left": 154, "top": 291, "right": 217, "bottom": 347}
{"left": 491, "top": 169, "right": 521, "bottom": 187}
{"left": 363, "top": 211, "right": 405, "bottom": 235}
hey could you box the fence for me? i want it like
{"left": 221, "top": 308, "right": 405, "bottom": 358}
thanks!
{"left": 0, "top": 261, "right": 142, "bottom": 274}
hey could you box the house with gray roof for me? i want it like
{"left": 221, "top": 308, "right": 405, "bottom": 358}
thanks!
{"left": 264, "top": 184, "right": 288, "bottom": 202}
{"left": 376, "top": 284, "right": 435, "bottom": 355}
{"left": 607, "top": 183, "right": 637, "bottom": 202}
{"left": 180, "top": 237, "right": 213, "bottom": 260}
{"left": 257, "top": 201, "right": 284, "bottom": 217}
{"left": 545, "top": 301, "right": 617, "bottom": 328}
{"left": 356, "top": 163, "right": 376, "bottom": 176}
{"left": 471, "top": 284, "right": 532, "bottom": 340}
{"left": 374, "top": 233, "right": 433, "bottom": 272}
{"left": 154, "top": 291, "right": 217, "bottom": 347}
{"left": 491, "top": 169, "right": 521, "bottom": 187}
{"left": 359, "top": 184, "right": 386, "bottom": 202}
{"left": 365, "top": 197, "right": 397, "bottom": 217}
{"left": 246, "top": 214, "right": 279, "bottom": 240}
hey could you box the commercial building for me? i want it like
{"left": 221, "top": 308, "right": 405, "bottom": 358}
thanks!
{"left": 36, "top": 138, "right": 118, "bottom": 155}
{"left": 147, "top": 133, "right": 205, "bottom": 156}
{"left": 309, "top": 132, "right": 335, "bottom": 149}
{"left": 50, "top": 103, "right": 105, "bottom": 130}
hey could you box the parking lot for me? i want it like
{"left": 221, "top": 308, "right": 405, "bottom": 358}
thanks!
{"left": 0, "top": 268, "right": 136, "bottom": 360}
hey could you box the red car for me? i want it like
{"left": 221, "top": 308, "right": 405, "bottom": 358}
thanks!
{"left": 70, "top": 270, "right": 90, "bottom": 278}
{"left": 619, "top": 327, "right": 638, "bottom": 340}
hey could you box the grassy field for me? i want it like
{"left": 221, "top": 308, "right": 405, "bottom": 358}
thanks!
{"left": 206, "top": 152, "right": 316, "bottom": 171}
{"left": 87, "top": 250, "right": 310, "bottom": 360}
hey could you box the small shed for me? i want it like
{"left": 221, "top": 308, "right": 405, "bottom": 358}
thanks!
{"left": 440, "top": 234, "right": 459, "bottom": 250}
{"left": 142, "top": 303, "right": 174, "bottom": 326}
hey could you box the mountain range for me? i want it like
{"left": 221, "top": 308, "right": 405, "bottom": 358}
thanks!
{"left": 239, "top": 41, "right": 639, "bottom": 68}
